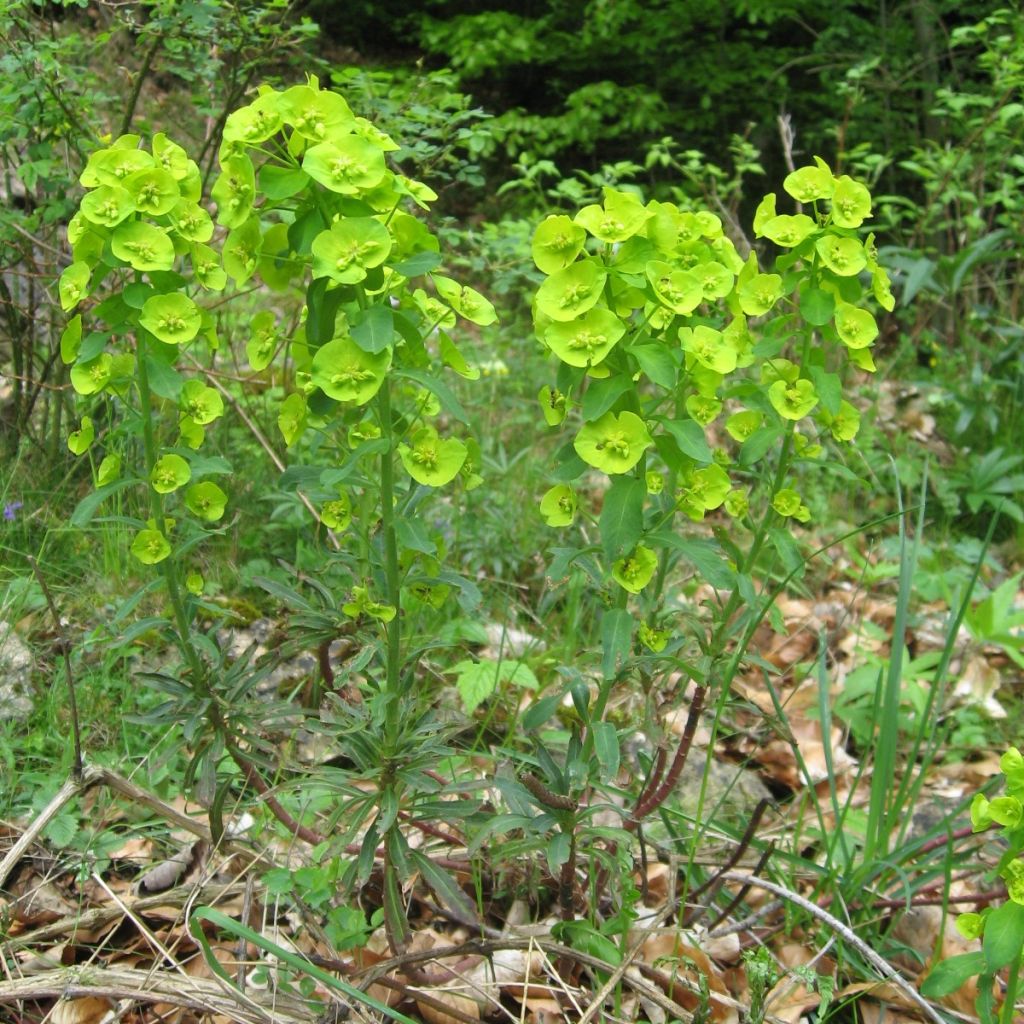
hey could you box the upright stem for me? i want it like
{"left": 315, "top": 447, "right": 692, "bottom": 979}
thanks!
{"left": 135, "top": 331, "right": 207, "bottom": 692}
{"left": 377, "top": 381, "right": 402, "bottom": 738}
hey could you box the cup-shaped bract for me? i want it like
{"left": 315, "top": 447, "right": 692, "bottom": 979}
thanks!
{"left": 311, "top": 337, "right": 391, "bottom": 405}
{"left": 279, "top": 82, "right": 354, "bottom": 141}
{"left": 131, "top": 528, "right": 172, "bottom": 565}
{"left": 140, "top": 293, "right": 202, "bottom": 345}
{"left": 834, "top": 303, "right": 879, "bottom": 350}
{"left": 185, "top": 481, "right": 227, "bottom": 522}
{"left": 540, "top": 484, "right": 578, "bottom": 526}
{"left": 123, "top": 167, "right": 181, "bottom": 217}
{"left": 302, "top": 136, "right": 387, "bottom": 195}
{"left": 612, "top": 544, "right": 657, "bottom": 593}
{"left": 535, "top": 259, "right": 607, "bottom": 322}
{"left": 532, "top": 215, "right": 587, "bottom": 274}
{"left": 768, "top": 378, "right": 819, "bottom": 420}
{"left": 311, "top": 217, "right": 392, "bottom": 284}
{"left": 151, "top": 453, "right": 191, "bottom": 494}
{"left": 112, "top": 221, "right": 175, "bottom": 272}
{"left": 80, "top": 185, "right": 135, "bottom": 228}
{"left": 574, "top": 411, "right": 652, "bottom": 475}
{"left": 575, "top": 188, "right": 651, "bottom": 244}
{"left": 399, "top": 427, "right": 467, "bottom": 487}
{"left": 179, "top": 380, "right": 224, "bottom": 425}
{"left": 544, "top": 307, "right": 625, "bottom": 367}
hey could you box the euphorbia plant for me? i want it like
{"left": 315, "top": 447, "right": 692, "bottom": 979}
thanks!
{"left": 525, "top": 159, "right": 894, "bottom": 838}
{"left": 59, "top": 77, "right": 494, "bottom": 933}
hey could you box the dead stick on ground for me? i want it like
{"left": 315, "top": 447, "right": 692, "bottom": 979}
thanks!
{"left": 720, "top": 872, "right": 948, "bottom": 1024}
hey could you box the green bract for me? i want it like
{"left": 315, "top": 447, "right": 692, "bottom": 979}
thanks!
{"left": 180, "top": 381, "right": 224, "bottom": 425}
{"left": 185, "top": 481, "right": 227, "bottom": 522}
{"left": 321, "top": 491, "right": 351, "bottom": 530}
{"left": 612, "top": 544, "right": 657, "bottom": 593}
{"left": 679, "top": 325, "right": 737, "bottom": 374}
{"left": 574, "top": 411, "right": 652, "bottom": 475}
{"left": 726, "top": 410, "right": 763, "bottom": 442}
{"left": 544, "top": 307, "right": 625, "bottom": 367}
{"left": 222, "top": 91, "right": 284, "bottom": 144}
{"left": 535, "top": 260, "right": 607, "bottom": 322}
{"left": 131, "top": 529, "right": 171, "bottom": 565}
{"left": 80, "top": 185, "right": 135, "bottom": 227}
{"left": 140, "top": 293, "right": 202, "bottom": 345}
{"left": 223, "top": 216, "right": 262, "bottom": 284}
{"left": 67, "top": 416, "right": 94, "bottom": 455}
{"left": 123, "top": 167, "right": 180, "bottom": 216}
{"left": 835, "top": 303, "right": 879, "bottom": 349}
{"left": 85, "top": 145, "right": 153, "bottom": 187}
{"left": 59, "top": 262, "right": 91, "bottom": 311}
{"left": 247, "top": 311, "right": 278, "bottom": 371}
{"left": 279, "top": 82, "right": 354, "bottom": 140}
{"left": 191, "top": 243, "right": 227, "bottom": 290}
{"left": 70, "top": 353, "right": 112, "bottom": 396}
{"left": 677, "top": 463, "right": 731, "bottom": 521}
{"left": 96, "top": 453, "right": 121, "bottom": 486}
{"left": 211, "top": 154, "right": 256, "bottom": 228}
{"left": 647, "top": 261, "right": 702, "bottom": 314}
{"left": 574, "top": 188, "right": 650, "bottom": 243}
{"left": 831, "top": 175, "right": 872, "bottom": 228}
{"left": 532, "top": 215, "right": 587, "bottom": 274}
{"left": 399, "top": 428, "right": 467, "bottom": 487}
{"left": 278, "top": 393, "right": 307, "bottom": 446}
{"left": 783, "top": 161, "right": 834, "bottom": 203}
{"left": 433, "top": 277, "right": 498, "bottom": 326}
{"left": 772, "top": 488, "right": 810, "bottom": 522}
{"left": 112, "top": 221, "right": 175, "bottom": 272}
{"left": 759, "top": 213, "right": 816, "bottom": 247}
{"left": 302, "top": 137, "right": 387, "bottom": 195}
{"left": 826, "top": 400, "right": 860, "bottom": 441}
{"left": 342, "top": 585, "right": 395, "bottom": 623}
{"left": 540, "top": 484, "right": 577, "bottom": 526}
{"left": 815, "top": 235, "right": 867, "bottom": 277}
{"left": 737, "top": 273, "right": 783, "bottom": 316}
{"left": 172, "top": 201, "right": 214, "bottom": 243}
{"left": 151, "top": 454, "right": 191, "bottom": 494}
{"left": 311, "top": 337, "right": 391, "bottom": 404}
{"left": 311, "top": 217, "right": 392, "bottom": 284}
{"left": 768, "top": 378, "right": 819, "bottom": 420}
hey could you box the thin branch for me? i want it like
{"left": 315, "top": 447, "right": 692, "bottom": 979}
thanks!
{"left": 720, "top": 871, "right": 949, "bottom": 1024}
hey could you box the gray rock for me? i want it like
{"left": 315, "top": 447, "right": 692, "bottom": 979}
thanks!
{"left": 0, "top": 620, "right": 34, "bottom": 721}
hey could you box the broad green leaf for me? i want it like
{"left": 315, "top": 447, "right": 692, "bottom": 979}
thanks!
{"left": 350, "top": 305, "right": 395, "bottom": 353}
{"left": 658, "top": 417, "right": 712, "bottom": 463}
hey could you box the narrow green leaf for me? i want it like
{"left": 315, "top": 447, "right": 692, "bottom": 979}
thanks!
{"left": 591, "top": 721, "right": 620, "bottom": 781}
{"left": 601, "top": 608, "right": 633, "bottom": 680}
{"left": 190, "top": 907, "right": 418, "bottom": 1024}
{"left": 71, "top": 477, "right": 138, "bottom": 528}
{"left": 394, "top": 368, "right": 468, "bottom": 424}
{"left": 919, "top": 951, "right": 987, "bottom": 997}
{"left": 599, "top": 475, "right": 645, "bottom": 561}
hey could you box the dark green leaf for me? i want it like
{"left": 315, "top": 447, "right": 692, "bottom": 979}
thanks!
{"left": 390, "top": 251, "right": 442, "bottom": 277}
{"left": 350, "top": 305, "right": 395, "bottom": 354}
{"left": 71, "top": 477, "right": 138, "bottom": 528}
{"left": 630, "top": 343, "right": 678, "bottom": 389}
{"left": 798, "top": 287, "right": 835, "bottom": 326}
{"left": 143, "top": 354, "right": 183, "bottom": 400}
{"left": 394, "top": 368, "right": 468, "bottom": 424}
{"left": 259, "top": 164, "right": 310, "bottom": 200}
{"left": 651, "top": 533, "right": 735, "bottom": 589}
{"left": 659, "top": 417, "right": 712, "bottom": 463}
{"left": 983, "top": 899, "right": 1024, "bottom": 971}
{"left": 599, "top": 475, "right": 645, "bottom": 561}
{"left": 601, "top": 608, "right": 633, "bottom": 680}
{"left": 919, "top": 952, "right": 987, "bottom": 997}
{"left": 808, "top": 365, "right": 841, "bottom": 415}
{"left": 582, "top": 374, "right": 633, "bottom": 422}
{"left": 590, "top": 721, "right": 620, "bottom": 781}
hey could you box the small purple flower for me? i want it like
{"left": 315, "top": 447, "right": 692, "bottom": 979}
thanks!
{"left": 3, "top": 501, "right": 22, "bottom": 521}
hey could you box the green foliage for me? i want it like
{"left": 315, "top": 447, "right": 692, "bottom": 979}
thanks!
{"left": 922, "top": 747, "right": 1024, "bottom": 1024}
